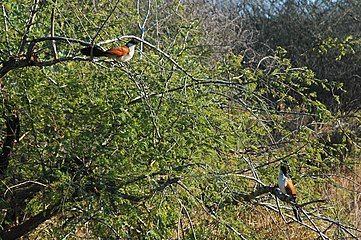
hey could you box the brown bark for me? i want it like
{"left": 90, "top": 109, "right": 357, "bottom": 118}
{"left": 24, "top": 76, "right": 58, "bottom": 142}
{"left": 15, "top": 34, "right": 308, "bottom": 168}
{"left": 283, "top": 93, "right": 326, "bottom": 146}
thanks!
{"left": 0, "top": 112, "right": 20, "bottom": 174}
{"left": 0, "top": 203, "right": 60, "bottom": 240}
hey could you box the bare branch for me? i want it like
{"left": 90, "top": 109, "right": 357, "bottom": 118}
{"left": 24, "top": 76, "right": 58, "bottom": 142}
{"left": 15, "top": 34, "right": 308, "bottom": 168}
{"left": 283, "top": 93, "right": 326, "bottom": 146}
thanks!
{"left": 1, "top": 2, "right": 11, "bottom": 55}
{"left": 0, "top": 202, "right": 60, "bottom": 240}
{"left": 178, "top": 181, "right": 248, "bottom": 240}
{"left": 4, "top": 181, "right": 47, "bottom": 198}
{"left": 18, "top": 0, "right": 41, "bottom": 54}
{"left": 236, "top": 142, "right": 309, "bottom": 174}
{"left": 0, "top": 111, "right": 20, "bottom": 174}
{"left": 275, "top": 196, "right": 287, "bottom": 222}
{"left": 50, "top": 0, "right": 58, "bottom": 59}
{"left": 26, "top": 36, "right": 91, "bottom": 61}
{"left": 258, "top": 202, "right": 330, "bottom": 239}
{"left": 0, "top": 36, "right": 93, "bottom": 79}
{"left": 0, "top": 55, "right": 89, "bottom": 80}
{"left": 178, "top": 199, "right": 197, "bottom": 240}
{"left": 300, "top": 208, "right": 327, "bottom": 240}
{"left": 128, "top": 79, "right": 249, "bottom": 104}
{"left": 91, "top": 0, "right": 121, "bottom": 44}
{"left": 137, "top": 0, "right": 152, "bottom": 59}
{"left": 298, "top": 199, "right": 327, "bottom": 208}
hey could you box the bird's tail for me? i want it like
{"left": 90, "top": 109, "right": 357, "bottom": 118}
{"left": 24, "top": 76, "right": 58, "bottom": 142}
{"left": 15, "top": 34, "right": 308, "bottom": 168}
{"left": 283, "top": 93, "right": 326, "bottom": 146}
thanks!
{"left": 292, "top": 205, "right": 302, "bottom": 222}
{"left": 80, "top": 45, "right": 107, "bottom": 57}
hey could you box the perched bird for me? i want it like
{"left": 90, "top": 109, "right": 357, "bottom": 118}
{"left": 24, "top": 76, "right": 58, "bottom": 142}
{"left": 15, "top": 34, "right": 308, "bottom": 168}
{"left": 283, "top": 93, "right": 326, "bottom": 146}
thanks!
{"left": 80, "top": 45, "right": 107, "bottom": 57}
{"left": 80, "top": 39, "right": 139, "bottom": 62}
{"left": 278, "top": 163, "right": 302, "bottom": 222}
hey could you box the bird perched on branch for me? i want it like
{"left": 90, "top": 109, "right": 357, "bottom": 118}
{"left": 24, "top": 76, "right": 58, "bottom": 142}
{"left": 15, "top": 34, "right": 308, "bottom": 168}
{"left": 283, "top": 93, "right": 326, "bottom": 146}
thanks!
{"left": 80, "top": 39, "right": 139, "bottom": 62}
{"left": 278, "top": 162, "right": 302, "bottom": 222}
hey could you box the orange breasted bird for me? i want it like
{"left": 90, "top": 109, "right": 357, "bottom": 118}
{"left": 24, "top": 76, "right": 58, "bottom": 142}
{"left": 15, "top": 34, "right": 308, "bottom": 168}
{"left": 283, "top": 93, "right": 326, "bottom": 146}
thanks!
{"left": 80, "top": 39, "right": 139, "bottom": 62}
{"left": 278, "top": 163, "right": 302, "bottom": 222}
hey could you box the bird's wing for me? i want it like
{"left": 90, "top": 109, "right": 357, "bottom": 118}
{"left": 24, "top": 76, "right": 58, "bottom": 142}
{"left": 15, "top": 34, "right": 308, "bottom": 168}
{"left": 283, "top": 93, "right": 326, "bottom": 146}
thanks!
{"left": 285, "top": 179, "right": 297, "bottom": 198}
{"left": 80, "top": 45, "right": 107, "bottom": 57}
{"left": 106, "top": 46, "right": 129, "bottom": 57}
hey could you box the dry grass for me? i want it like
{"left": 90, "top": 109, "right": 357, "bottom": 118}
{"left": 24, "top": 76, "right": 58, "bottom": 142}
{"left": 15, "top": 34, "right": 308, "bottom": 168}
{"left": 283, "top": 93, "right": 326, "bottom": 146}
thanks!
{"left": 318, "top": 164, "right": 361, "bottom": 237}
{"left": 237, "top": 206, "right": 316, "bottom": 240}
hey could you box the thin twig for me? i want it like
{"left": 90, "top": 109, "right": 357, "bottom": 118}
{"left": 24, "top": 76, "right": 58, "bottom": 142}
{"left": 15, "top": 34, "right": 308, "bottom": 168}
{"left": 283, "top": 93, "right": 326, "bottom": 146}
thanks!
{"left": 242, "top": 156, "right": 261, "bottom": 189}
{"left": 298, "top": 199, "right": 327, "bottom": 208}
{"left": 128, "top": 79, "right": 244, "bottom": 104}
{"left": 275, "top": 196, "right": 287, "bottom": 222}
{"left": 137, "top": 0, "right": 152, "bottom": 59}
{"left": 91, "top": 0, "right": 121, "bottom": 44}
{"left": 300, "top": 208, "right": 327, "bottom": 240}
{"left": 178, "top": 199, "right": 197, "bottom": 240}
{"left": 116, "top": 64, "right": 161, "bottom": 143}
{"left": 258, "top": 202, "right": 330, "bottom": 239}
{"left": 178, "top": 181, "right": 248, "bottom": 240}
{"left": 4, "top": 180, "right": 47, "bottom": 198}
{"left": 87, "top": 216, "right": 121, "bottom": 239}
{"left": 1, "top": 2, "right": 11, "bottom": 55}
{"left": 237, "top": 142, "right": 309, "bottom": 174}
{"left": 18, "top": 0, "right": 41, "bottom": 53}
{"left": 50, "top": 0, "right": 58, "bottom": 59}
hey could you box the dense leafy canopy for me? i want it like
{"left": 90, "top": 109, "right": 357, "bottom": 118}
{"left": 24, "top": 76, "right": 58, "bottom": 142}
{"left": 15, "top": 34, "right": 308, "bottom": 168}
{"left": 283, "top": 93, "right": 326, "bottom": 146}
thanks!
{"left": 0, "top": 0, "right": 360, "bottom": 239}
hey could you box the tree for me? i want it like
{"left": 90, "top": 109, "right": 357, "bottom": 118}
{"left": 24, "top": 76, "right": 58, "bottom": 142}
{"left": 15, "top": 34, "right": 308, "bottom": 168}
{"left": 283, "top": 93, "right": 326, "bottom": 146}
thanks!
{"left": 0, "top": 0, "right": 360, "bottom": 239}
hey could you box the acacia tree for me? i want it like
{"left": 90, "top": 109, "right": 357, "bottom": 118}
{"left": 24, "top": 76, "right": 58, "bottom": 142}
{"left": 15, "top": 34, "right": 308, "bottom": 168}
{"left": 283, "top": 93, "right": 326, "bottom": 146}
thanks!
{"left": 0, "top": 0, "right": 360, "bottom": 239}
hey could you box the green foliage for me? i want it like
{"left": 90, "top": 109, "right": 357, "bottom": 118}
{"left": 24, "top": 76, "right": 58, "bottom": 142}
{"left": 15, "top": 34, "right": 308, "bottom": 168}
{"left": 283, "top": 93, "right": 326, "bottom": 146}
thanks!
{"left": 0, "top": 0, "right": 359, "bottom": 239}
{"left": 318, "top": 36, "right": 358, "bottom": 60}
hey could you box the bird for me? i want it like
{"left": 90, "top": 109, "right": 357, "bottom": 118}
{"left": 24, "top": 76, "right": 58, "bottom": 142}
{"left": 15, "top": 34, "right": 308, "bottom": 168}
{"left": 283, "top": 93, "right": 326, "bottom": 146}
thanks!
{"left": 80, "top": 39, "right": 139, "bottom": 62}
{"left": 278, "top": 163, "right": 302, "bottom": 222}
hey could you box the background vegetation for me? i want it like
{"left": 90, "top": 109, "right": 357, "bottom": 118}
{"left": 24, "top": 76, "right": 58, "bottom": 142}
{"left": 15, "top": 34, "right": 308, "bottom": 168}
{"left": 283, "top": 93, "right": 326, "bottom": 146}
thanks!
{"left": 0, "top": 0, "right": 360, "bottom": 239}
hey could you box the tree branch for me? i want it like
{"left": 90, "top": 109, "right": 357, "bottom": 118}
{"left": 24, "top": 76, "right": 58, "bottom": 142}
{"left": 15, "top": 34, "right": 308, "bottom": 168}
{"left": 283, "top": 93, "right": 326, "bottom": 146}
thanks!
{"left": 0, "top": 112, "right": 20, "bottom": 174}
{"left": 50, "top": 0, "right": 58, "bottom": 59}
{"left": 0, "top": 202, "right": 60, "bottom": 240}
{"left": 91, "top": 0, "right": 121, "bottom": 44}
{"left": 18, "top": 0, "right": 41, "bottom": 54}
